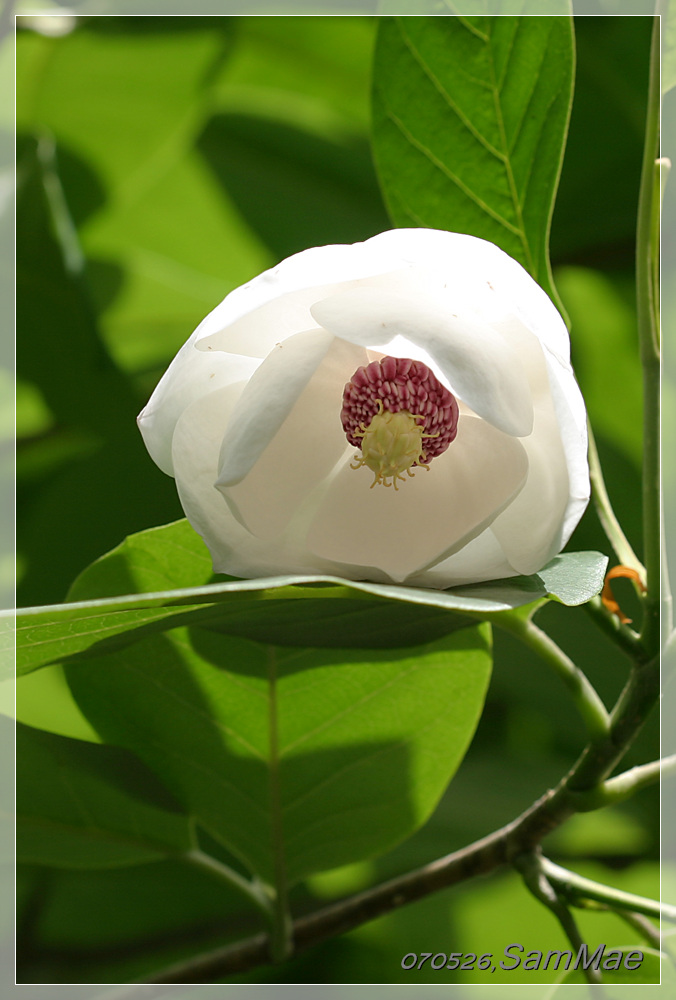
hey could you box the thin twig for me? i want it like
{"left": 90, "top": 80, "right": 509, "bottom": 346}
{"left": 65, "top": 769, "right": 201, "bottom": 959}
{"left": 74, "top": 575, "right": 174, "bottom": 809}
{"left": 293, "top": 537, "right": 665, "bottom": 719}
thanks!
{"left": 635, "top": 14, "right": 662, "bottom": 654}
{"left": 514, "top": 850, "right": 604, "bottom": 987}
{"left": 615, "top": 910, "right": 662, "bottom": 949}
{"left": 569, "top": 754, "right": 674, "bottom": 811}
{"left": 585, "top": 596, "right": 647, "bottom": 664}
{"left": 184, "top": 849, "right": 272, "bottom": 918}
{"left": 491, "top": 613, "right": 610, "bottom": 740}
{"left": 541, "top": 858, "right": 672, "bottom": 922}
{"left": 587, "top": 424, "right": 645, "bottom": 583}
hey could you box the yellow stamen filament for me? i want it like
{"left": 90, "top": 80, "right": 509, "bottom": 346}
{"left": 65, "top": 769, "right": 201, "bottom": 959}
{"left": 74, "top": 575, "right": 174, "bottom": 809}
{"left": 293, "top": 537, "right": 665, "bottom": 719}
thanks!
{"left": 350, "top": 400, "right": 439, "bottom": 490}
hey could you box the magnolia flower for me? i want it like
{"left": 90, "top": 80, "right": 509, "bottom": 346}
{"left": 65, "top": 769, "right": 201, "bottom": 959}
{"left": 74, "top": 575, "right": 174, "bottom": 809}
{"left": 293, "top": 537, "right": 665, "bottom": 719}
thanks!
{"left": 138, "top": 229, "right": 589, "bottom": 589}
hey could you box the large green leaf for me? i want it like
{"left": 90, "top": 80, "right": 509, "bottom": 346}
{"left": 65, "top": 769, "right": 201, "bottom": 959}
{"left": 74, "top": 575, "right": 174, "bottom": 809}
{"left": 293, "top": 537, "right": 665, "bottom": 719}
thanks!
{"left": 16, "top": 723, "right": 193, "bottom": 869}
{"left": 371, "top": 16, "right": 574, "bottom": 309}
{"left": 9, "top": 520, "right": 608, "bottom": 678}
{"left": 65, "top": 624, "right": 492, "bottom": 887}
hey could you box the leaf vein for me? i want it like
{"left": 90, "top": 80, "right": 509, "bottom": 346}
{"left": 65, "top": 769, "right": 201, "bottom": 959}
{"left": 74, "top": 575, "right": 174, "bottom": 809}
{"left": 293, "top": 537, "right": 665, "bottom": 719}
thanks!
{"left": 282, "top": 706, "right": 449, "bottom": 824}
{"left": 123, "top": 661, "right": 267, "bottom": 762}
{"left": 485, "top": 37, "right": 534, "bottom": 272}
{"left": 395, "top": 21, "right": 504, "bottom": 160}
{"left": 456, "top": 15, "right": 489, "bottom": 42}
{"left": 279, "top": 661, "right": 426, "bottom": 756}
{"left": 384, "top": 107, "right": 522, "bottom": 237}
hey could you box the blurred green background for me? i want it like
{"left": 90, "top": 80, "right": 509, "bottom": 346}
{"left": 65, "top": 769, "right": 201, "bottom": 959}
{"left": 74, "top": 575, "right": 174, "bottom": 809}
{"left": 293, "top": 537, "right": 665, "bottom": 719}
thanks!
{"left": 14, "top": 14, "right": 661, "bottom": 986}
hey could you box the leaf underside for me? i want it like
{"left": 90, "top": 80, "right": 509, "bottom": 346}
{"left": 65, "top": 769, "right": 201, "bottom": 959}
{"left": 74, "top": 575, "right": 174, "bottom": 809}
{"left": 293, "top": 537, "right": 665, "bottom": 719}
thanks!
{"left": 10, "top": 520, "right": 607, "bottom": 678}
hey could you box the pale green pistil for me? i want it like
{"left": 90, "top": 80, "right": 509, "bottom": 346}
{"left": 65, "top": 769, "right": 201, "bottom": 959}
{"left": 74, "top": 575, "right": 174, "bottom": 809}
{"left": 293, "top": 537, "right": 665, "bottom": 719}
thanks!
{"left": 351, "top": 401, "right": 438, "bottom": 490}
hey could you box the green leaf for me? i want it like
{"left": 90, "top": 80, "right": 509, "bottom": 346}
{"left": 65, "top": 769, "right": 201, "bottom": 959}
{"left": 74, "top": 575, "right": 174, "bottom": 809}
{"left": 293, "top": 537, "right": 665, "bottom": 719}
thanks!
{"left": 10, "top": 520, "right": 608, "bottom": 678}
{"left": 16, "top": 723, "right": 193, "bottom": 869}
{"left": 535, "top": 550, "right": 608, "bottom": 608}
{"left": 65, "top": 624, "right": 492, "bottom": 886}
{"left": 371, "top": 15, "right": 574, "bottom": 310}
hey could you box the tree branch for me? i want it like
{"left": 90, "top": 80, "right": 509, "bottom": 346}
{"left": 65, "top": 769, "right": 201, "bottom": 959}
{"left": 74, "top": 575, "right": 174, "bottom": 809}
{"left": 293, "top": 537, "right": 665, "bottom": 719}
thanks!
{"left": 614, "top": 910, "right": 662, "bottom": 949}
{"left": 491, "top": 614, "right": 610, "bottom": 740}
{"left": 514, "top": 850, "right": 603, "bottom": 987}
{"left": 569, "top": 754, "right": 674, "bottom": 811}
{"left": 585, "top": 596, "right": 647, "bottom": 664}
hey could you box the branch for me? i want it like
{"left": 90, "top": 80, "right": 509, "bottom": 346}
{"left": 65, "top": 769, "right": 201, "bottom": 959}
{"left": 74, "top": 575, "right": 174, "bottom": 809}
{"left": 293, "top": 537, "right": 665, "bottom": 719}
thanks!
{"left": 541, "top": 858, "right": 674, "bottom": 922}
{"left": 569, "top": 754, "right": 674, "bottom": 811}
{"left": 587, "top": 424, "right": 645, "bottom": 583}
{"left": 514, "top": 850, "right": 603, "bottom": 986}
{"left": 615, "top": 910, "right": 662, "bottom": 949}
{"left": 585, "top": 596, "right": 647, "bottom": 664}
{"left": 184, "top": 849, "right": 272, "bottom": 918}
{"left": 491, "top": 613, "right": 610, "bottom": 740}
{"left": 635, "top": 14, "right": 662, "bottom": 653}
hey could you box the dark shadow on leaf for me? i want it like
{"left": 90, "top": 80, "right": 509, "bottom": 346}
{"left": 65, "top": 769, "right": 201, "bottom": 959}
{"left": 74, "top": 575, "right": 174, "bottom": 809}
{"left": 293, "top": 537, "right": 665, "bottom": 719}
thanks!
{"left": 47, "top": 598, "right": 478, "bottom": 669}
{"left": 16, "top": 134, "right": 182, "bottom": 605}
{"left": 16, "top": 857, "right": 264, "bottom": 984}
{"left": 197, "top": 112, "right": 391, "bottom": 262}
{"left": 65, "top": 631, "right": 419, "bottom": 888}
{"left": 550, "top": 17, "right": 651, "bottom": 268}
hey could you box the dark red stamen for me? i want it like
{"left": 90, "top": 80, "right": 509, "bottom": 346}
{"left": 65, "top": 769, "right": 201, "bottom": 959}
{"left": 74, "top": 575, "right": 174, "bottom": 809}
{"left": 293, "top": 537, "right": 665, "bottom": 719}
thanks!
{"left": 341, "top": 356, "right": 459, "bottom": 461}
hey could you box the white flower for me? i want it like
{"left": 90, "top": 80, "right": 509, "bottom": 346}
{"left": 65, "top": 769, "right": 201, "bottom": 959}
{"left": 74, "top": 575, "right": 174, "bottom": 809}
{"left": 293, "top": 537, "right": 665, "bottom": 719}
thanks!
{"left": 138, "top": 229, "right": 589, "bottom": 589}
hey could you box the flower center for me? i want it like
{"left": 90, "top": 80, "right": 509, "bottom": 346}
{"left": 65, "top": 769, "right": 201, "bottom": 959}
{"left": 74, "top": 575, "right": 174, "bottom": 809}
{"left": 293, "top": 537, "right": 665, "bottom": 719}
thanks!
{"left": 341, "top": 356, "right": 459, "bottom": 490}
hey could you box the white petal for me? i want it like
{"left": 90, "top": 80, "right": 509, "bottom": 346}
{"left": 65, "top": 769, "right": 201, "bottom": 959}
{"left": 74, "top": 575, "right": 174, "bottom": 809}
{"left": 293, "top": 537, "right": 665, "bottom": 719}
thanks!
{"left": 406, "top": 529, "right": 516, "bottom": 588}
{"left": 355, "top": 228, "right": 572, "bottom": 364}
{"left": 172, "top": 383, "right": 391, "bottom": 581}
{"left": 218, "top": 338, "right": 367, "bottom": 540}
{"left": 488, "top": 325, "right": 589, "bottom": 574}
{"left": 306, "top": 415, "right": 529, "bottom": 583}
{"left": 191, "top": 240, "right": 411, "bottom": 358}
{"left": 138, "top": 345, "right": 259, "bottom": 476}
{"left": 310, "top": 287, "right": 534, "bottom": 438}
{"left": 171, "top": 382, "right": 251, "bottom": 570}
{"left": 216, "top": 329, "right": 334, "bottom": 487}
{"left": 540, "top": 347, "right": 590, "bottom": 548}
{"left": 189, "top": 228, "right": 568, "bottom": 363}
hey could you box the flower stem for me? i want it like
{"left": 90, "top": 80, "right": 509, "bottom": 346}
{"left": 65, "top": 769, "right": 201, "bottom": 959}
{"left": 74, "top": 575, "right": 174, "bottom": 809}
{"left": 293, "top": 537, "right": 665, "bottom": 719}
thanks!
{"left": 492, "top": 615, "right": 610, "bottom": 740}
{"left": 584, "top": 596, "right": 646, "bottom": 663}
{"left": 636, "top": 13, "right": 663, "bottom": 653}
{"left": 587, "top": 423, "right": 645, "bottom": 582}
{"left": 615, "top": 909, "right": 662, "bottom": 949}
